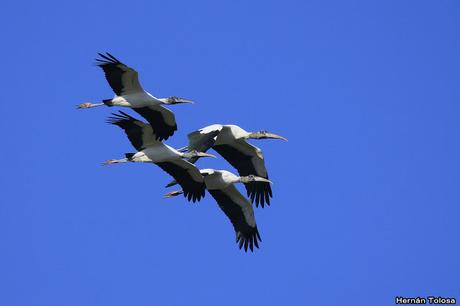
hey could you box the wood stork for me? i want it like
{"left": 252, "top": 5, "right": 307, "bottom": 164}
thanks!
{"left": 165, "top": 169, "right": 271, "bottom": 252}
{"left": 104, "top": 111, "right": 215, "bottom": 202}
{"left": 77, "top": 52, "right": 193, "bottom": 141}
{"left": 173, "top": 124, "right": 287, "bottom": 208}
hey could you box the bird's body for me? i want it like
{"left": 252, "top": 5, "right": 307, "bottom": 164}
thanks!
{"left": 132, "top": 143, "right": 184, "bottom": 163}
{"left": 179, "top": 124, "right": 287, "bottom": 207}
{"left": 200, "top": 169, "right": 240, "bottom": 189}
{"left": 78, "top": 53, "right": 193, "bottom": 141}
{"left": 105, "top": 112, "right": 214, "bottom": 202}
{"left": 107, "top": 92, "right": 155, "bottom": 107}
{"left": 166, "top": 169, "right": 270, "bottom": 252}
{"left": 213, "top": 124, "right": 250, "bottom": 144}
{"left": 77, "top": 53, "right": 284, "bottom": 252}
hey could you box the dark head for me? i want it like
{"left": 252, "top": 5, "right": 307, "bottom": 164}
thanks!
{"left": 239, "top": 175, "right": 273, "bottom": 184}
{"left": 182, "top": 150, "right": 216, "bottom": 160}
{"left": 247, "top": 130, "right": 288, "bottom": 141}
{"left": 166, "top": 96, "right": 194, "bottom": 105}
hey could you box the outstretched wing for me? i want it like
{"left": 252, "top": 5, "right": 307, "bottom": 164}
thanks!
{"left": 107, "top": 111, "right": 157, "bottom": 151}
{"left": 155, "top": 159, "right": 205, "bottom": 203}
{"left": 163, "top": 125, "right": 221, "bottom": 187}
{"left": 183, "top": 125, "right": 223, "bottom": 163}
{"left": 213, "top": 140, "right": 272, "bottom": 208}
{"left": 208, "top": 185, "right": 261, "bottom": 252}
{"left": 96, "top": 52, "right": 144, "bottom": 96}
{"left": 133, "top": 106, "right": 177, "bottom": 141}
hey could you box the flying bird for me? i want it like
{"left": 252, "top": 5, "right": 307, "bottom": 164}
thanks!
{"left": 104, "top": 111, "right": 214, "bottom": 202}
{"left": 172, "top": 124, "right": 287, "bottom": 207}
{"left": 165, "top": 169, "right": 271, "bottom": 252}
{"left": 78, "top": 52, "right": 193, "bottom": 141}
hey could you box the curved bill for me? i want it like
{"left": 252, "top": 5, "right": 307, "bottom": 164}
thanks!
{"left": 176, "top": 98, "right": 194, "bottom": 104}
{"left": 264, "top": 132, "right": 288, "bottom": 141}
{"left": 196, "top": 152, "right": 216, "bottom": 158}
{"left": 241, "top": 175, "right": 273, "bottom": 184}
{"left": 253, "top": 176, "right": 273, "bottom": 184}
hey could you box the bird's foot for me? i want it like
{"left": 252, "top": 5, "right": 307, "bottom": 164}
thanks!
{"left": 77, "top": 102, "right": 93, "bottom": 109}
{"left": 102, "top": 159, "right": 117, "bottom": 166}
{"left": 164, "top": 191, "right": 183, "bottom": 198}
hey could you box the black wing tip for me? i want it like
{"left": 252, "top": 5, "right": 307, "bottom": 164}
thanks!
{"left": 236, "top": 227, "right": 261, "bottom": 252}
{"left": 133, "top": 108, "right": 177, "bottom": 141}
{"left": 106, "top": 111, "right": 137, "bottom": 126}
{"left": 155, "top": 124, "right": 178, "bottom": 141}
{"left": 95, "top": 52, "right": 122, "bottom": 65}
{"left": 254, "top": 197, "right": 271, "bottom": 208}
{"left": 95, "top": 53, "right": 124, "bottom": 70}
{"left": 182, "top": 186, "right": 205, "bottom": 203}
{"left": 156, "top": 135, "right": 170, "bottom": 141}
{"left": 247, "top": 181, "right": 273, "bottom": 208}
{"left": 105, "top": 52, "right": 121, "bottom": 62}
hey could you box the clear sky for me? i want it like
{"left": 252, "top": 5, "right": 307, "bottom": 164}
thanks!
{"left": 0, "top": 0, "right": 459, "bottom": 305}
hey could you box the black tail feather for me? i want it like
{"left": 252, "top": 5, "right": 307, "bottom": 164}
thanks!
{"left": 125, "top": 153, "right": 136, "bottom": 160}
{"left": 102, "top": 99, "right": 114, "bottom": 106}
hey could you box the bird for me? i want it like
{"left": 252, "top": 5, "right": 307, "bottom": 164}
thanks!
{"left": 165, "top": 169, "right": 271, "bottom": 252}
{"left": 103, "top": 111, "right": 215, "bottom": 202}
{"left": 77, "top": 52, "right": 193, "bottom": 141}
{"left": 170, "top": 124, "right": 287, "bottom": 208}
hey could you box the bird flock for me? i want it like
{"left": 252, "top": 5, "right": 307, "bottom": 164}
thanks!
{"left": 78, "top": 53, "right": 287, "bottom": 252}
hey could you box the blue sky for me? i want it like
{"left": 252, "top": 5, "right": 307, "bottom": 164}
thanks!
{"left": 1, "top": 0, "right": 459, "bottom": 305}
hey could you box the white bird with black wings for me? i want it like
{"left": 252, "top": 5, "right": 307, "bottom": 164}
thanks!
{"left": 175, "top": 124, "right": 287, "bottom": 207}
{"left": 165, "top": 169, "right": 272, "bottom": 252}
{"left": 103, "top": 111, "right": 215, "bottom": 202}
{"left": 78, "top": 52, "right": 193, "bottom": 141}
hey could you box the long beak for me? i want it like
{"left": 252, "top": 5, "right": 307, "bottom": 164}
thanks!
{"left": 176, "top": 98, "right": 194, "bottom": 104}
{"left": 241, "top": 176, "right": 273, "bottom": 184}
{"left": 264, "top": 132, "right": 288, "bottom": 141}
{"left": 253, "top": 176, "right": 273, "bottom": 184}
{"left": 197, "top": 152, "right": 216, "bottom": 158}
{"left": 164, "top": 190, "right": 184, "bottom": 198}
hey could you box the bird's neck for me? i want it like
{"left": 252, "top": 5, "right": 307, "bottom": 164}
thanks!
{"left": 247, "top": 132, "right": 262, "bottom": 140}
{"left": 156, "top": 97, "right": 169, "bottom": 104}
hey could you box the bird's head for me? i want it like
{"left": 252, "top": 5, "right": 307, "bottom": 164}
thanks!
{"left": 182, "top": 150, "right": 216, "bottom": 160}
{"left": 166, "top": 96, "right": 194, "bottom": 105}
{"left": 247, "top": 130, "right": 288, "bottom": 141}
{"left": 239, "top": 175, "right": 273, "bottom": 184}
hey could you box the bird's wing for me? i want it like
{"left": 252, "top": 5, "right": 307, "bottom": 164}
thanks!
{"left": 132, "top": 105, "right": 177, "bottom": 141}
{"left": 107, "top": 111, "right": 157, "bottom": 151}
{"left": 213, "top": 140, "right": 272, "bottom": 208}
{"left": 208, "top": 184, "right": 261, "bottom": 252}
{"left": 183, "top": 125, "right": 222, "bottom": 164}
{"left": 155, "top": 159, "right": 205, "bottom": 202}
{"left": 96, "top": 52, "right": 144, "bottom": 96}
